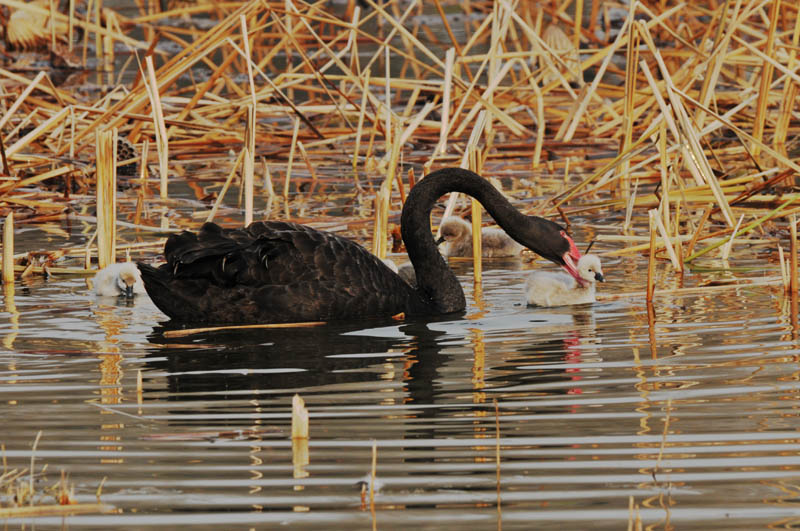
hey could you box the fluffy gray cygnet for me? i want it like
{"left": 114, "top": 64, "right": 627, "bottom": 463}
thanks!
{"left": 438, "top": 216, "right": 523, "bottom": 258}
{"left": 93, "top": 262, "right": 147, "bottom": 298}
{"left": 525, "top": 254, "right": 604, "bottom": 307}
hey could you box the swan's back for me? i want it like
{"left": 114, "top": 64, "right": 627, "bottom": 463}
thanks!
{"left": 138, "top": 221, "right": 418, "bottom": 324}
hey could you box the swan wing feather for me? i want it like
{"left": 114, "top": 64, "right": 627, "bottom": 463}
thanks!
{"left": 141, "top": 221, "right": 413, "bottom": 323}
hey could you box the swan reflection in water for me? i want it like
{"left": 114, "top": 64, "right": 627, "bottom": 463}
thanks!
{"left": 141, "top": 304, "right": 601, "bottom": 419}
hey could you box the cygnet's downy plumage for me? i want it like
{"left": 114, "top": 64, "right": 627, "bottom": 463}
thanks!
{"left": 93, "top": 262, "right": 147, "bottom": 298}
{"left": 525, "top": 254, "right": 604, "bottom": 307}
{"left": 438, "top": 216, "right": 523, "bottom": 258}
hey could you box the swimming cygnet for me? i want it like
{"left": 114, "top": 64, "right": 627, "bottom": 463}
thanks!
{"left": 93, "top": 262, "right": 147, "bottom": 298}
{"left": 438, "top": 216, "right": 523, "bottom": 258}
{"left": 525, "top": 254, "right": 604, "bottom": 307}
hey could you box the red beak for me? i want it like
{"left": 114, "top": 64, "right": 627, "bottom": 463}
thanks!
{"left": 560, "top": 231, "right": 586, "bottom": 287}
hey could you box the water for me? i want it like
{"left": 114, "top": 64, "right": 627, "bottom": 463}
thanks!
{"left": 3, "top": 0, "right": 799, "bottom": 527}
{"left": 2, "top": 241, "right": 800, "bottom": 529}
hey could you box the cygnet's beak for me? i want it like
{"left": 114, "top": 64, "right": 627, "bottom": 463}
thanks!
{"left": 436, "top": 235, "right": 446, "bottom": 245}
{"left": 595, "top": 272, "right": 605, "bottom": 282}
{"left": 124, "top": 284, "right": 135, "bottom": 298}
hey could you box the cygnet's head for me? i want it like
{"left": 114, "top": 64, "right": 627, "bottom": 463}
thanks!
{"left": 577, "top": 254, "right": 604, "bottom": 285}
{"left": 116, "top": 263, "right": 140, "bottom": 298}
{"left": 437, "top": 216, "right": 471, "bottom": 244}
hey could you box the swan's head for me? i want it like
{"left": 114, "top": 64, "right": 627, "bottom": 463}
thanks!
{"left": 517, "top": 218, "right": 583, "bottom": 284}
{"left": 436, "top": 216, "right": 471, "bottom": 244}
{"left": 577, "top": 254, "right": 604, "bottom": 285}
{"left": 116, "top": 263, "right": 139, "bottom": 298}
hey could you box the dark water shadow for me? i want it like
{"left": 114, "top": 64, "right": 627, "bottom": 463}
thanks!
{"left": 141, "top": 316, "right": 459, "bottom": 406}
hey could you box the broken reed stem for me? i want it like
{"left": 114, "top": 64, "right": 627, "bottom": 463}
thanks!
{"left": 372, "top": 182, "right": 390, "bottom": 258}
{"left": 95, "top": 128, "right": 117, "bottom": 269}
{"left": 240, "top": 14, "right": 257, "bottom": 109}
{"left": 68, "top": 0, "right": 75, "bottom": 52}
{"left": 292, "top": 394, "right": 309, "bottom": 440}
{"left": 494, "top": 398, "right": 501, "bottom": 525}
{"left": 370, "top": 441, "right": 377, "bottom": 511}
{"left": 243, "top": 104, "right": 255, "bottom": 226}
{"left": 291, "top": 394, "right": 309, "bottom": 482}
{"left": 29, "top": 430, "right": 42, "bottom": 506}
{"left": 206, "top": 150, "right": 245, "bottom": 223}
{"left": 652, "top": 208, "right": 680, "bottom": 271}
{"left": 472, "top": 198, "right": 482, "bottom": 285}
{"left": 2, "top": 213, "right": 13, "bottom": 284}
{"left": 136, "top": 369, "right": 143, "bottom": 405}
{"left": 284, "top": 117, "right": 301, "bottom": 204}
{"left": 144, "top": 56, "right": 169, "bottom": 200}
{"left": 721, "top": 214, "right": 745, "bottom": 260}
{"left": 751, "top": 0, "right": 780, "bottom": 161}
{"left": 647, "top": 210, "right": 656, "bottom": 303}
{"left": 436, "top": 47, "right": 455, "bottom": 155}
{"left": 353, "top": 71, "right": 370, "bottom": 173}
{"left": 779, "top": 245, "right": 789, "bottom": 292}
{"left": 686, "top": 196, "right": 800, "bottom": 262}
{"left": 652, "top": 398, "right": 672, "bottom": 482}
{"left": 161, "top": 320, "right": 326, "bottom": 338}
{"left": 628, "top": 496, "right": 635, "bottom": 531}
{"left": 685, "top": 206, "right": 711, "bottom": 258}
{"left": 791, "top": 214, "right": 798, "bottom": 294}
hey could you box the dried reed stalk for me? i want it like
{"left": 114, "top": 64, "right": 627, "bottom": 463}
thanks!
{"left": 369, "top": 441, "right": 377, "bottom": 511}
{"left": 2, "top": 213, "right": 13, "bottom": 285}
{"left": 791, "top": 214, "right": 798, "bottom": 294}
{"left": 0, "top": 503, "right": 113, "bottom": 518}
{"left": 472, "top": 197, "right": 482, "bottom": 285}
{"left": 353, "top": 71, "right": 371, "bottom": 173}
{"left": 136, "top": 369, "right": 143, "bottom": 405}
{"left": 751, "top": 0, "right": 781, "bottom": 161}
{"left": 652, "top": 208, "right": 681, "bottom": 271}
{"left": 243, "top": 105, "right": 255, "bottom": 226}
{"left": 494, "top": 398, "right": 502, "bottom": 526}
{"left": 436, "top": 47, "right": 455, "bottom": 156}
{"left": 144, "top": 56, "right": 169, "bottom": 200}
{"left": 721, "top": 214, "right": 744, "bottom": 261}
{"left": 284, "top": 117, "right": 301, "bottom": 204}
{"left": 95, "top": 128, "right": 117, "bottom": 269}
{"left": 292, "top": 393, "right": 310, "bottom": 482}
{"left": 291, "top": 393, "right": 309, "bottom": 440}
{"left": 686, "top": 196, "right": 799, "bottom": 262}
{"left": 162, "top": 319, "right": 325, "bottom": 338}
{"left": 779, "top": 246, "right": 789, "bottom": 292}
{"left": 647, "top": 210, "right": 656, "bottom": 303}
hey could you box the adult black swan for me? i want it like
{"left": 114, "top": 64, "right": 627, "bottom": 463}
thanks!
{"left": 138, "top": 167, "right": 582, "bottom": 324}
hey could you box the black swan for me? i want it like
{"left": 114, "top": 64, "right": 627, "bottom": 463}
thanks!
{"left": 138, "top": 167, "right": 582, "bottom": 324}
{"left": 438, "top": 215, "right": 523, "bottom": 258}
{"left": 93, "top": 262, "right": 147, "bottom": 298}
{"left": 525, "top": 254, "right": 604, "bottom": 307}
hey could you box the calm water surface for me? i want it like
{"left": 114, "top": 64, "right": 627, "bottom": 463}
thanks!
{"left": 2, "top": 233, "right": 800, "bottom": 529}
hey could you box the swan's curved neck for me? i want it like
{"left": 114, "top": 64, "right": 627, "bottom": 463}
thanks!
{"left": 401, "top": 168, "right": 528, "bottom": 314}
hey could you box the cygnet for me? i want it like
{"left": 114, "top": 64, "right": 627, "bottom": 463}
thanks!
{"left": 93, "top": 262, "right": 147, "bottom": 298}
{"left": 438, "top": 216, "right": 523, "bottom": 258}
{"left": 525, "top": 254, "right": 604, "bottom": 307}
